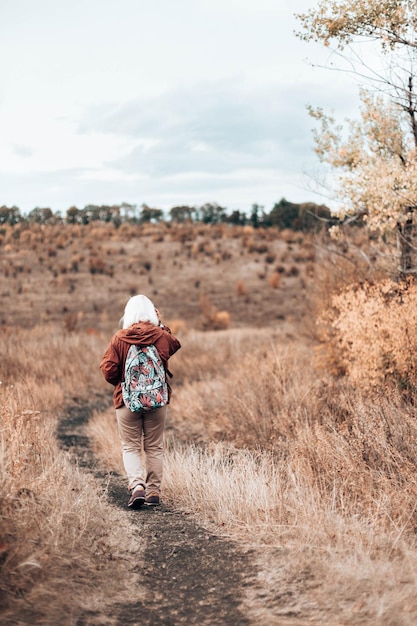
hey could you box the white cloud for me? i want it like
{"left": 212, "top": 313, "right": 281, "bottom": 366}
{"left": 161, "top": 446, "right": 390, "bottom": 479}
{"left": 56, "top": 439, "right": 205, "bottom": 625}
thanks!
{"left": 0, "top": 0, "right": 360, "bottom": 212}
{"left": 78, "top": 168, "right": 147, "bottom": 182}
{"left": 12, "top": 144, "right": 34, "bottom": 158}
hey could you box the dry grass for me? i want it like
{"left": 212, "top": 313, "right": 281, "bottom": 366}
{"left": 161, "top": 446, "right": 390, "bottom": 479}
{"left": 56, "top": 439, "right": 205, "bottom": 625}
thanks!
{"left": 89, "top": 325, "right": 417, "bottom": 624}
{"left": 4, "top": 221, "right": 417, "bottom": 624}
{"left": 0, "top": 326, "right": 140, "bottom": 624}
{"left": 0, "top": 221, "right": 313, "bottom": 331}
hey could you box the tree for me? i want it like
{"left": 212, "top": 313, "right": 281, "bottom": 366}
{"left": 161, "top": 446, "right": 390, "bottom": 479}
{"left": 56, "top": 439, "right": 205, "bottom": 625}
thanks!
{"left": 298, "top": 201, "right": 336, "bottom": 231}
{"left": 0, "top": 205, "right": 22, "bottom": 225}
{"left": 266, "top": 198, "right": 333, "bottom": 231}
{"left": 120, "top": 202, "right": 139, "bottom": 223}
{"left": 249, "top": 203, "right": 267, "bottom": 228}
{"left": 27, "top": 207, "right": 55, "bottom": 224}
{"left": 169, "top": 205, "right": 195, "bottom": 223}
{"left": 226, "top": 209, "right": 247, "bottom": 226}
{"left": 269, "top": 198, "right": 300, "bottom": 229}
{"left": 139, "top": 204, "right": 164, "bottom": 223}
{"left": 297, "top": 0, "right": 417, "bottom": 275}
{"left": 196, "top": 203, "right": 227, "bottom": 224}
{"left": 66, "top": 206, "right": 81, "bottom": 224}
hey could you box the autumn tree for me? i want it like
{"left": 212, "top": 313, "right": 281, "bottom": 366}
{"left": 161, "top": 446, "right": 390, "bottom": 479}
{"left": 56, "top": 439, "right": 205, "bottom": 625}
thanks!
{"left": 297, "top": 0, "right": 417, "bottom": 275}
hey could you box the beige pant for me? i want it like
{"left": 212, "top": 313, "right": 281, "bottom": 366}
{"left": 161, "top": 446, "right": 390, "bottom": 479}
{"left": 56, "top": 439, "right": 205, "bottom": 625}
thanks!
{"left": 115, "top": 404, "right": 167, "bottom": 494}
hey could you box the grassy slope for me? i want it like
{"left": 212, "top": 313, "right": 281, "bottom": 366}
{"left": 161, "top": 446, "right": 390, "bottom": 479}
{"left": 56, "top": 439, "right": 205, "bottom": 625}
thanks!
{"left": 0, "top": 221, "right": 313, "bottom": 331}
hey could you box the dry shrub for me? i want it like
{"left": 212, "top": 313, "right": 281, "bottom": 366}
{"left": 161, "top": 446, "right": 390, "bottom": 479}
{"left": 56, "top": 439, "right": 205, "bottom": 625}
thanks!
{"left": 203, "top": 240, "right": 216, "bottom": 256}
{"left": 199, "top": 293, "right": 231, "bottom": 330}
{"left": 114, "top": 222, "right": 137, "bottom": 241}
{"left": 305, "top": 261, "right": 315, "bottom": 277}
{"left": 166, "top": 318, "right": 188, "bottom": 335}
{"left": 223, "top": 225, "right": 242, "bottom": 239}
{"left": 55, "top": 235, "right": 67, "bottom": 249}
{"left": 191, "top": 241, "right": 204, "bottom": 258}
{"left": 191, "top": 238, "right": 216, "bottom": 258}
{"left": 89, "top": 255, "right": 113, "bottom": 276}
{"left": 265, "top": 252, "right": 276, "bottom": 264}
{"left": 213, "top": 310, "right": 231, "bottom": 330}
{"left": 268, "top": 272, "right": 281, "bottom": 289}
{"left": 286, "top": 264, "right": 300, "bottom": 277}
{"left": 169, "top": 224, "right": 195, "bottom": 244}
{"left": 63, "top": 311, "right": 83, "bottom": 332}
{"left": 236, "top": 279, "right": 247, "bottom": 297}
{"left": 246, "top": 239, "right": 269, "bottom": 254}
{"left": 68, "top": 255, "right": 80, "bottom": 272}
{"left": 89, "top": 256, "right": 106, "bottom": 274}
{"left": 319, "top": 279, "right": 417, "bottom": 392}
{"left": 295, "top": 243, "right": 316, "bottom": 263}
{"left": 281, "top": 229, "right": 303, "bottom": 244}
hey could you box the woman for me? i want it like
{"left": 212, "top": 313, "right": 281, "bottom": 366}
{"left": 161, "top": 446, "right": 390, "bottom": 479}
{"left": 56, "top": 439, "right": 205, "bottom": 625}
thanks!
{"left": 100, "top": 294, "right": 181, "bottom": 509}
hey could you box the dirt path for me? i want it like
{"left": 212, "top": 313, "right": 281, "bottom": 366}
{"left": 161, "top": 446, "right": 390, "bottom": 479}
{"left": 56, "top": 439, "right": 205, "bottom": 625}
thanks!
{"left": 57, "top": 404, "right": 257, "bottom": 626}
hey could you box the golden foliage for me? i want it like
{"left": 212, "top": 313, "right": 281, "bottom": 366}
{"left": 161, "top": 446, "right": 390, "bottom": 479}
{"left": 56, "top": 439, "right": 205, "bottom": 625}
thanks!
{"left": 319, "top": 279, "right": 417, "bottom": 391}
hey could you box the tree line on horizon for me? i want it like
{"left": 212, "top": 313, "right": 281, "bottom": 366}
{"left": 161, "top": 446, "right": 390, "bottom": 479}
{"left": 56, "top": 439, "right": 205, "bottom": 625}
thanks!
{"left": 0, "top": 198, "right": 337, "bottom": 232}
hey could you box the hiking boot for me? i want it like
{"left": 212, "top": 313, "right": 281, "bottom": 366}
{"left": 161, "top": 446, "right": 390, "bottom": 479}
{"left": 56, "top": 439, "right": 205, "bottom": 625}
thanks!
{"left": 145, "top": 492, "right": 160, "bottom": 506}
{"left": 128, "top": 485, "right": 146, "bottom": 509}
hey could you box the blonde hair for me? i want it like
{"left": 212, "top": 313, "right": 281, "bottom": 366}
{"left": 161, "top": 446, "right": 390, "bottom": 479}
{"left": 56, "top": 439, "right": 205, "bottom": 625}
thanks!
{"left": 121, "top": 294, "right": 159, "bottom": 329}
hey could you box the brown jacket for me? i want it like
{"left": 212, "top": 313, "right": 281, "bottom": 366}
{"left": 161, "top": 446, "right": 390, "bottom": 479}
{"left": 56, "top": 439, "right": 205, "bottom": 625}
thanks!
{"left": 99, "top": 321, "right": 181, "bottom": 409}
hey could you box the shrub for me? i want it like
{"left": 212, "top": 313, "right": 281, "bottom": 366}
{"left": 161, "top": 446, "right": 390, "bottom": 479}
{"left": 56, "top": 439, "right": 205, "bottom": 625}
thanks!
{"left": 268, "top": 272, "right": 281, "bottom": 289}
{"left": 236, "top": 280, "right": 247, "bottom": 297}
{"left": 318, "top": 279, "right": 417, "bottom": 393}
{"left": 199, "top": 294, "right": 232, "bottom": 330}
{"left": 287, "top": 265, "right": 300, "bottom": 277}
{"left": 166, "top": 319, "right": 188, "bottom": 335}
{"left": 88, "top": 256, "right": 107, "bottom": 274}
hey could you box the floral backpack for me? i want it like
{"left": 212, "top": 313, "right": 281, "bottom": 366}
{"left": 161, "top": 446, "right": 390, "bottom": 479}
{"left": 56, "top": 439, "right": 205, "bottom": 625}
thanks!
{"left": 122, "top": 344, "right": 168, "bottom": 412}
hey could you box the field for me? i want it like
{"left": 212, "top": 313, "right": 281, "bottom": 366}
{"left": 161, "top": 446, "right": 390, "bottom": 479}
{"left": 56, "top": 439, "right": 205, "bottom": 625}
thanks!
{"left": 2, "top": 220, "right": 417, "bottom": 625}
{"left": 0, "top": 220, "right": 315, "bottom": 330}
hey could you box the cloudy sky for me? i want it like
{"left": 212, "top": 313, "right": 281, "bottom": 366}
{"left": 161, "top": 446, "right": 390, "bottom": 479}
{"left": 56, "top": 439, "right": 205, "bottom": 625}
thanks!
{"left": 0, "top": 0, "right": 360, "bottom": 215}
